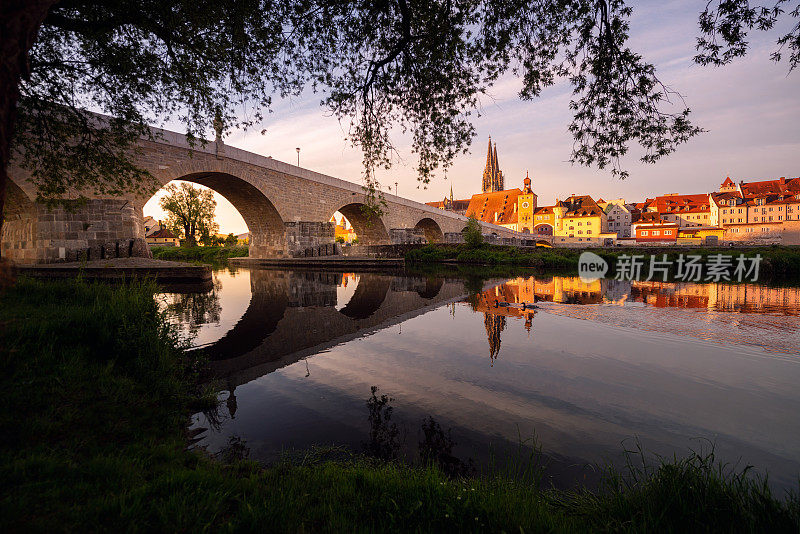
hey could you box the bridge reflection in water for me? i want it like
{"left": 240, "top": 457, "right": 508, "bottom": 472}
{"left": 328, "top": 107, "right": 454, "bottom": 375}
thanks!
{"left": 159, "top": 268, "right": 800, "bottom": 491}
{"left": 160, "top": 270, "right": 800, "bottom": 387}
{"left": 165, "top": 269, "right": 462, "bottom": 388}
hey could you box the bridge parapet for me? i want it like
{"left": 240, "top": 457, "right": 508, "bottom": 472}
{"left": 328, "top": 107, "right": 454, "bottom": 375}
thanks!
{"left": 3, "top": 121, "right": 525, "bottom": 263}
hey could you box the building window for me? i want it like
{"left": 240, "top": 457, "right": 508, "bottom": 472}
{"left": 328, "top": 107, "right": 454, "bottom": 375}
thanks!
{"left": 652, "top": 230, "right": 660, "bottom": 236}
{"left": 522, "top": 202, "right": 530, "bottom": 208}
{"left": 665, "top": 230, "right": 672, "bottom": 235}
{"left": 587, "top": 230, "right": 592, "bottom": 234}
{"left": 641, "top": 230, "right": 648, "bottom": 236}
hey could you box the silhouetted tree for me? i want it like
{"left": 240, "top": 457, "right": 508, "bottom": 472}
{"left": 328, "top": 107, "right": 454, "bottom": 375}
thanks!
{"left": 2, "top": 1, "right": 798, "bottom": 255}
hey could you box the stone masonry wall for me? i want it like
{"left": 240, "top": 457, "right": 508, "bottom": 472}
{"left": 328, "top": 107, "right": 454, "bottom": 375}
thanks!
{"left": 2, "top": 199, "right": 150, "bottom": 264}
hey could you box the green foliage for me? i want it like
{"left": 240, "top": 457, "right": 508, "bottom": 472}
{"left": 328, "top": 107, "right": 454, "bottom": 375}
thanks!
{"left": 15, "top": 0, "right": 296, "bottom": 203}
{"left": 159, "top": 182, "right": 217, "bottom": 245}
{"left": 1, "top": 278, "right": 798, "bottom": 531}
{"left": 406, "top": 244, "right": 800, "bottom": 280}
{"left": 151, "top": 245, "right": 248, "bottom": 264}
{"left": 336, "top": 236, "right": 346, "bottom": 244}
{"left": 225, "top": 233, "right": 238, "bottom": 246}
{"left": 463, "top": 217, "right": 483, "bottom": 248}
{"left": 17, "top": 0, "right": 798, "bottom": 205}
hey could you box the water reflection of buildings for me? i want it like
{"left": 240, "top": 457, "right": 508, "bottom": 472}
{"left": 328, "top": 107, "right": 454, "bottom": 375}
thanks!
{"left": 630, "top": 281, "right": 800, "bottom": 314}
{"left": 471, "top": 275, "right": 800, "bottom": 362}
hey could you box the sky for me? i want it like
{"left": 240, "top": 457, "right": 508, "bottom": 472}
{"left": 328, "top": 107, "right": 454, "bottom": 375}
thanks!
{"left": 143, "top": 0, "right": 800, "bottom": 235}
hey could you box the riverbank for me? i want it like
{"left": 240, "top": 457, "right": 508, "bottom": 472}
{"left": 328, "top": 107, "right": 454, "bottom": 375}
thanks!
{"left": 151, "top": 244, "right": 249, "bottom": 264}
{"left": 1, "top": 278, "right": 798, "bottom": 531}
{"left": 406, "top": 244, "right": 800, "bottom": 279}
{"left": 13, "top": 257, "right": 212, "bottom": 285}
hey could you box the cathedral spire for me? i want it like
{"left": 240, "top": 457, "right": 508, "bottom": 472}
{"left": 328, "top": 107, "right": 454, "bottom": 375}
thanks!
{"left": 482, "top": 136, "right": 505, "bottom": 193}
{"left": 485, "top": 136, "right": 493, "bottom": 172}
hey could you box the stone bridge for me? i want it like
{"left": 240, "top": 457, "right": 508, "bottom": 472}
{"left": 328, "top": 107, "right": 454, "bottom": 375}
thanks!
{"left": 3, "top": 125, "right": 519, "bottom": 263}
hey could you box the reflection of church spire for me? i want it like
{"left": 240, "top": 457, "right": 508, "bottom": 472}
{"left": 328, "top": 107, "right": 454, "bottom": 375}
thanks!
{"left": 484, "top": 312, "right": 506, "bottom": 366}
{"left": 524, "top": 312, "right": 533, "bottom": 334}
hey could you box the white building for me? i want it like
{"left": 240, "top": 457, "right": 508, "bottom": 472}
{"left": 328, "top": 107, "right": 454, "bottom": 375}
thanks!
{"left": 598, "top": 199, "right": 633, "bottom": 238}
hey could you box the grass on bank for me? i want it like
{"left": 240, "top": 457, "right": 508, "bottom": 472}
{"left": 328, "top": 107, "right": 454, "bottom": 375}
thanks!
{"left": 1, "top": 278, "right": 799, "bottom": 532}
{"left": 405, "top": 243, "right": 800, "bottom": 279}
{"left": 151, "top": 244, "right": 248, "bottom": 264}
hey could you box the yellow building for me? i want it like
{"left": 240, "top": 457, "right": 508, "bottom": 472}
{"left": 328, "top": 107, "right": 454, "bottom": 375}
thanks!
{"left": 553, "top": 195, "right": 606, "bottom": 239}
{"left": 334, "top": 222, "right": 357, "bottom": 243}
{"left": 532, "top": 206, "right": 557, "bottom": 236}
{"left": 515, "top": 173, "right": 538, "bottom": 234}
{"left": 676, "top": 226, "right": 724, "bottom": 245}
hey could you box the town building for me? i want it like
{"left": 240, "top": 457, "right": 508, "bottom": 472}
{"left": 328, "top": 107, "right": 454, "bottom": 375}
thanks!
{"left": 598, "top": 198, "right": 634, "bottom": 238}
{"left": 515, "top": 173, "right": 538, "bottom": 233}
{"left": 425, "top": 185, "right": 471, "bottom": 215}
{"left": 631, "top": 212, "right": 679, "bottom": 243}
{"left": 532, "top": 205, "right": 557, "bottom": 236}
{"left": 553, "top": 194, "right": 606, "bottom": 239}
{"left": 465, "top": 186, "right": 523, "bottom": 230}
{"left": 648, "top": 193, "right": 712, "bottom": 228}
{"left": 142, "top": 216, "right": 180, "bottom": 246}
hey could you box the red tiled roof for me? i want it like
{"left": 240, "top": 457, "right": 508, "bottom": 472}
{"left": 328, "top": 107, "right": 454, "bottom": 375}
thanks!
{"left": 741, "top": 177, "right": 800, "bottom": 197}
{"left": 652, "top": 194, "right": 710, "bottom": 214}
{"left": 148, "top": 228, "right": 177, "bottom": 239}
{"left": 465, "top": 188, "right": 523, "bottom": 225}
{"left": 632, "top": 211, "right": 662, "bottom": 224}
{"left": 721, "top": 176, "right": 734, "bottom": 187}
{"left": 559, "top": 195, "right": 602, "bottom": 218}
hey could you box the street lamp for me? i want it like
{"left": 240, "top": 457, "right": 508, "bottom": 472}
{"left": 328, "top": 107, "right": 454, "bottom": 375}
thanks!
{"left": 296, "top": 147, "right": 300, "bottom": 166}
{"left": 395, "top": 182, "right": 398, "bottom": 196}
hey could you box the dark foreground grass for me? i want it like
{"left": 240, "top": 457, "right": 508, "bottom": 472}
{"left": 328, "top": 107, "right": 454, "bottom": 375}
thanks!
{"left": 1, "top": 278, "right": 798, "bottom": 532}
{"left": 406, "top": 244, "right": 800, "bottom": 279}
{"left": 151, "top": 244, "right": 248, "bottom": 264}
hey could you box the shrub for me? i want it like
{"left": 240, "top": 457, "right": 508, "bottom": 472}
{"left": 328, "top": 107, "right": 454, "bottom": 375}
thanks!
{"left": 463, "top": 217, "right": 483, "bottom": 248}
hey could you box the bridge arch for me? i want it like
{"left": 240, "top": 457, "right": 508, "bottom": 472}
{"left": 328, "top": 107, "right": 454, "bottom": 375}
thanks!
{"left": 161, "top": 172, "right": 287, "bottom": 257}
{"left": 338, "top": 274, "right": 391, "bottom": 320}
{"left": 414, "top": 217, "right": 444, "bottom": 243}
{"left": 334, "top": 203, "right": 390, "bottom": 245}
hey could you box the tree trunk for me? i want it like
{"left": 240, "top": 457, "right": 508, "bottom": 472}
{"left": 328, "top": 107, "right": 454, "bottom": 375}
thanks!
{"left": 0, "top": 0, "right": 55, "bottom": 259}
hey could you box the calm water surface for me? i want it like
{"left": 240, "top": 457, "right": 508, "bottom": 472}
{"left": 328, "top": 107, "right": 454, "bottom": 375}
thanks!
{"left": 157, "top": 267, "right": 800, "bottom": 491}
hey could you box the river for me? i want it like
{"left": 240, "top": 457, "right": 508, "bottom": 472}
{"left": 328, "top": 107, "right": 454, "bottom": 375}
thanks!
{"left": 157, "top": 266, "right": 800, "bottom": 491}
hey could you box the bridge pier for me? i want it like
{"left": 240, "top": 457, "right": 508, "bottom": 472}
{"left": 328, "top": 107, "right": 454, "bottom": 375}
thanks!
{"left": 1, "top": 198, "right": 150, "bottom": 264}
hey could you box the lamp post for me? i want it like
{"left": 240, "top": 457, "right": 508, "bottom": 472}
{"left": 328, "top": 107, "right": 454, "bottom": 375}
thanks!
{"left": 296, "top": 147, "right": 300, "bottom": 166}
{"left": 395, "top": 182, "right": 398, "bottom": 197}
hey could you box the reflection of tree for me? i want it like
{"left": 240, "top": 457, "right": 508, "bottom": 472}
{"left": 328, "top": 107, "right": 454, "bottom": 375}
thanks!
{"left": 484, "top": 313, "right": 506, "bottom": 366}
{"left": 162, "top": 277, "right": 222, "bottom": 335}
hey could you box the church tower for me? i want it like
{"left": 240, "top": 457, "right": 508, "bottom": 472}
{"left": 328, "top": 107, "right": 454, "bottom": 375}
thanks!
{"left": 482, "top": 136, "right": 504, "bottom": 193}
